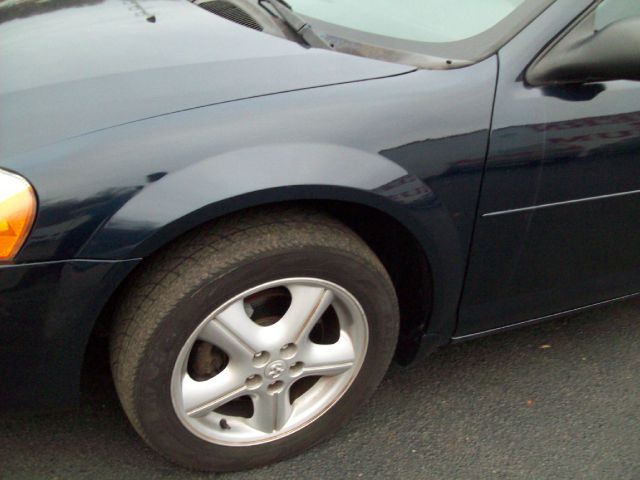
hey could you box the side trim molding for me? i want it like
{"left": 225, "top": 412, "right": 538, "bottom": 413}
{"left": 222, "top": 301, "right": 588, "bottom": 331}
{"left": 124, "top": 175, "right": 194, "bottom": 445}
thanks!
{"left": 451, "top": 291, "right": 640, "bottom": 343}
{"left": 482, "top": 189, "right": 640, "bottom": 217}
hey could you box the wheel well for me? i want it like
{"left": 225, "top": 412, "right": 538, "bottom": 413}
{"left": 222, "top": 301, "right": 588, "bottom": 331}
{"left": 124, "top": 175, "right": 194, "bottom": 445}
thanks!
{"left": 86, "top": 200, "right": 433, "bottom": 372}
{"left": 318, "top": 201, "right": 433, "bottom": 362}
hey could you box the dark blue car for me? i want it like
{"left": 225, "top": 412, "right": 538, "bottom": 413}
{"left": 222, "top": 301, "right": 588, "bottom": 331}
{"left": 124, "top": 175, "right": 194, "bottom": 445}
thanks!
{"left": 1, "top": 0, "right": 638, "bottom": 471}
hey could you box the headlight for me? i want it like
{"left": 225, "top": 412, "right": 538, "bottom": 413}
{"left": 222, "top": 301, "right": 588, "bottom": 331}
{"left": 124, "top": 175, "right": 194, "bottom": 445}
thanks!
{"left": 0, "top": 169, "right": 37, "bottom": 261}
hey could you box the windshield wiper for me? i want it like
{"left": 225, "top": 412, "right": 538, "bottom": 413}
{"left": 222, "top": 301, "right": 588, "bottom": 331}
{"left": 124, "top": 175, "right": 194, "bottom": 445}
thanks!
{"left": 259, "top": 0, "right": 332, "bottom": 49}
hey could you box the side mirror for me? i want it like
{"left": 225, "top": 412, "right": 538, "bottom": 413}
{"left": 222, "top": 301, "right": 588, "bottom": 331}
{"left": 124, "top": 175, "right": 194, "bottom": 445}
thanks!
{"left": 526, "top": 16, "right": 640, "bottom": 86}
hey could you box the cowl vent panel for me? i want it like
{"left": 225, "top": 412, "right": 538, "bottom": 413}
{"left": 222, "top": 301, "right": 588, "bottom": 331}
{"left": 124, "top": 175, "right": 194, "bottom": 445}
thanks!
{"left": 199, "top": 1, "right": 264, "bottom": 31}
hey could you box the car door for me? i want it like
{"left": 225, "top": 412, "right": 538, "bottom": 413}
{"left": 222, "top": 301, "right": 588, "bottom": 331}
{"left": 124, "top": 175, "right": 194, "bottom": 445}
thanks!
{"left": 457, "top": 0, "right": 640, "bottom": 337}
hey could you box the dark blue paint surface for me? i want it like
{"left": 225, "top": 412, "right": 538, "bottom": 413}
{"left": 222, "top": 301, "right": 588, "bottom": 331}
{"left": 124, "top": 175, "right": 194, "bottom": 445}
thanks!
{"left": 458, "top": 0, "right": 640, "bottom": 335}
{"left": 1, "top": 0, "right": 638, "bottom": 406}
{"left": 0, "top": 259, "right": 139, "bottom": 406}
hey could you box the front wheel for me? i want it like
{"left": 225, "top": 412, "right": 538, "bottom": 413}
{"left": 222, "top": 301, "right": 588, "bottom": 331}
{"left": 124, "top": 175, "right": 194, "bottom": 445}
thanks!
{"left": 110, "top": 209, "right": 399, "bottom": 471}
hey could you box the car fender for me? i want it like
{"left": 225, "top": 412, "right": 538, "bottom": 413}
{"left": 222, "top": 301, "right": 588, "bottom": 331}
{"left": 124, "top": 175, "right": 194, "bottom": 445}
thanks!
{"left": 77, "top": 142, "right": 463, "bottom": 334}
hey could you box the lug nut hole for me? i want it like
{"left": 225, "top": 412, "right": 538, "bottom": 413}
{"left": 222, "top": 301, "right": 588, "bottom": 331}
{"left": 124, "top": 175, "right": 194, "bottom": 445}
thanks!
{"left": 245, "top": 374, "right": 263, "bottom": 389}
{"left": 267, "top": 381, "right": 285, "bottom": 395}
{"left": 280, "top": 343, "right": 297, "bottom": 359}
{"left": 252, "top": 351, "right": 270, "bottom": 367}
{"left": 289, "top": 362, "right": 304, "bottom": 376}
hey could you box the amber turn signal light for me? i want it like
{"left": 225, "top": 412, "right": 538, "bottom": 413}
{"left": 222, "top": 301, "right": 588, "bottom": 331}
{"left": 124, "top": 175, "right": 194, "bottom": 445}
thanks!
{"left": 0, "top": 169, "right": 37, "bottom": 261}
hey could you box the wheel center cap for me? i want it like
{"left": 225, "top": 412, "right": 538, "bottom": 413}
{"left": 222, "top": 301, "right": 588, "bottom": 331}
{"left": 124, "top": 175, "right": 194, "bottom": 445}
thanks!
{"left": 265, "top": 360, "right": 287, "bottom": 380}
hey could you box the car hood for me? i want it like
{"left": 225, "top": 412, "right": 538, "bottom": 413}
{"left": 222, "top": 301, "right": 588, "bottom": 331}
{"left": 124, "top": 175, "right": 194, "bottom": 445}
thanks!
{"left": 0, "top": 0, "right": 413, "bottom": 157}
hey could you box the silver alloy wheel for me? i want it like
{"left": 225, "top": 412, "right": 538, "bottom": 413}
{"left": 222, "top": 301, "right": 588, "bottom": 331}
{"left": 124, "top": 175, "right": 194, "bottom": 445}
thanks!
{"left": 170, "top": 278, "right": 369, "bottom": 446}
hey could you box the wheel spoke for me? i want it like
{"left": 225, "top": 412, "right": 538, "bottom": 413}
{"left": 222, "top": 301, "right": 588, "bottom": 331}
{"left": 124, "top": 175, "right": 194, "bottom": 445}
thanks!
{"left": 182, "top": 368, "right": 247, "bottom": 417}
{"left": 249, "top": 389, "right": 293, "bottom": 433}
{"left": 171, "top": 278, "right": 369, "bottom": 445}
{"left": 298, "top": 335, "right": 356, "bottom": 377}
{"left": 280, "top": 285, "right": 334, "bottom": 344}
{"left": 203, "top": 299, "right": 265, "bottom": 354}
{"left": 198, "top": 318, "right": 255, "bottom": 360}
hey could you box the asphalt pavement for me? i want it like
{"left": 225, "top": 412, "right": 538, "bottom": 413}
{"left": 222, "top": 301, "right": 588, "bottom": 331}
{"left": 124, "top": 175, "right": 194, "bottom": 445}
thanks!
{"left": 1, "top": 298, "right": 639, "bottom": 480}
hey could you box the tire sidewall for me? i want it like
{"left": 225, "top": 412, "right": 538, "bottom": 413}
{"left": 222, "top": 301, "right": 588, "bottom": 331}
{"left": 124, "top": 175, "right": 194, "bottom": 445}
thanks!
{"left": 133, "top": 246, "right": 398, "bottom": 471}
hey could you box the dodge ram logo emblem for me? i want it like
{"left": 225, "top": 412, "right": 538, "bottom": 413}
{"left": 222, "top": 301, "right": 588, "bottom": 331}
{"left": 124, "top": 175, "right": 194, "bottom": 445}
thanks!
{"left": 265, "top": 360, "right": 286, "bottom": 379}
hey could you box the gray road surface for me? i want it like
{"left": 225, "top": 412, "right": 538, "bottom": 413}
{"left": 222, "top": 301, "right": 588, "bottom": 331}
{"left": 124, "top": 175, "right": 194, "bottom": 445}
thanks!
{"left": 1, "top": 299, "right": 639, "bottom": 479}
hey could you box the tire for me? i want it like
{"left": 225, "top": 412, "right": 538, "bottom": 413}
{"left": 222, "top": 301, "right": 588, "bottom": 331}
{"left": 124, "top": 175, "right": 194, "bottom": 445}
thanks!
{"left": 110, "top": 208, "right": 399, "bottom": 471}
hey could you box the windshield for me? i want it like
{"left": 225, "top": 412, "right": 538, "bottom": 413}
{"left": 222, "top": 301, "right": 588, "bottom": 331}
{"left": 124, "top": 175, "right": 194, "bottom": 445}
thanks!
{"left": 287, "top": 0, "right": 525, "bottom": 43}
{"left": 284, "top": 0, "right": 555, "bottom": 67}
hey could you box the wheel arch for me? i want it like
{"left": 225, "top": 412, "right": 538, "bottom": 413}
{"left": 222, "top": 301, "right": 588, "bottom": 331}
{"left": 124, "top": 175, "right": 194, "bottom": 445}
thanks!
{"left": 85, "top": 190, "right": 441, "bottom": 370}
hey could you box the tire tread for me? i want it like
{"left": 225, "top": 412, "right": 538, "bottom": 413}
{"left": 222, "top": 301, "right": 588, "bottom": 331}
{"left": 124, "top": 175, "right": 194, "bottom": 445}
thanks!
{"left": 110, "top": 207, "right": 394, "bottom": 450}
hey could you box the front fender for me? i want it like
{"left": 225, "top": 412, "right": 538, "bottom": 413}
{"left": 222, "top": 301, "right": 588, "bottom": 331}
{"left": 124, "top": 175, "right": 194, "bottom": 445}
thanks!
{"left": 77, "top": 143, "right": 447, "bottom": 257}
{"left": 77, "top": 141, "right": 466, "bottom": 341}
{"left": 9, "top": 62, "right": 497, "bottom": 340}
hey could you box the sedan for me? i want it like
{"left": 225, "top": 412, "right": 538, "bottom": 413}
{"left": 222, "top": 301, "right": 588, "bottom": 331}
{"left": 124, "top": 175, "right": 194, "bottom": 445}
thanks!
{"left": 1, "top": 0, "right": 639, "bottom": 471}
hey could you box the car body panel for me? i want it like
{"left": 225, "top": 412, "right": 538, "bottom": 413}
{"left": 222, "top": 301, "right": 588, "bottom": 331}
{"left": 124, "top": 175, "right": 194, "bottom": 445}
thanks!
{"left": 0, "top": 0, "right": 413, "bottom": 157}
{"left": 1, "top": 55, "right": 497, "bottom": 406}
{"left": 0, "top": 259, "right": 139, "bottom": 407}
{"left": 4, "top": 59, "right": 497, "bottom": 354}
{"left": 3, "top": 0, "right": 638, "bottom": 409}
{"left": 457, "top": 0, "right": 640, "bottom": 335}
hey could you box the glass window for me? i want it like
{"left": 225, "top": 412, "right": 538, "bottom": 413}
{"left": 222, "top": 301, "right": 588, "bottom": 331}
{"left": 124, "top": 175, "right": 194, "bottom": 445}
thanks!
{"left": 287, "top": 0, "right": 526, "bottom": 44}
{"left": 281, "top": 0, "right": 555, "bottom": 68}
{"left": 594, "top": 0, "right": 640, "bottom": 30}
